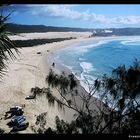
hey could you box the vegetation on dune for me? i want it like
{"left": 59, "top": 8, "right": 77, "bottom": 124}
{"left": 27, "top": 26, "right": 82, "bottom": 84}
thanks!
{"left": 31, "top": 59, "right": 140, "bottom": 134}
{"left": 12, "top": 37, "right": 76, "bottom": 48}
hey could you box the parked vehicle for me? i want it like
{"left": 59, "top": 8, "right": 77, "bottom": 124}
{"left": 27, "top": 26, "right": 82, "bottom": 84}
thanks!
{"left": 25, "top": 95, "right": 36, "bottom": 100}
{"left": 6, "top": 105, "right": 29, "bottom": 132}
{"left": 7, "top": 116, "right": 26, "bottom": 127}
{"left": 11, "top": 115, "right": 26, "bottom": 123}
{"left": 10, "top": 122, "right": 29, "bottom": 132}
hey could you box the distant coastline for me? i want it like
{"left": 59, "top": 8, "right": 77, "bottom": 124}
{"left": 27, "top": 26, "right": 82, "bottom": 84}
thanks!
{"left": 7, "top": 23, "right": 140, "bottom": 37}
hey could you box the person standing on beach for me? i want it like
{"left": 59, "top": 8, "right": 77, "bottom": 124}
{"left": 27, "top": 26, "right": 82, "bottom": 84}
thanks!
{"left": 52, "top": 62, "right": 55, "bottom": 67}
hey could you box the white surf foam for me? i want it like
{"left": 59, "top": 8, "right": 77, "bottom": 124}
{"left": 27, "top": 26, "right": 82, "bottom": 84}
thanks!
{"left": 121, "top": 40, "right": 140, "bottom": 45}
{"left": 75, "top": 72, "right": 96, "bottom": 93}
{"left": 79, "top": 57, "right": 85, "bottom": 61}
{"left": 70, "top": 40, "right": 113, "bottom": 54}
{"left": 80, "top": 62, "right": 95, "bottom": 73}
{"left": 120, "top": 36, "right": 140, "bottom": 45}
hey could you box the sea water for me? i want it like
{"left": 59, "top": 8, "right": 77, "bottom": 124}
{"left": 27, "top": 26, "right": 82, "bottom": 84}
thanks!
{"left": 54, "top": 36, "right": 140, "bottom": 93}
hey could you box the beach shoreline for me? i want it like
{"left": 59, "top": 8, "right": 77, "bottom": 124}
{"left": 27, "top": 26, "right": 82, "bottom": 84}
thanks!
{"left": 0, "top": 32, "right": 131, "bottom": 133}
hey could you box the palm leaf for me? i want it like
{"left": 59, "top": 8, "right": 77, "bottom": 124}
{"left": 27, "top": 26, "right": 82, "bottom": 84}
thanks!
{"left": 0, "top": 10, "right": 19, "bottom": 78}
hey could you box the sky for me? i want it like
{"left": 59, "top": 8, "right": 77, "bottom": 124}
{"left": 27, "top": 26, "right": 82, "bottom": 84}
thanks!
{"left": 2, "top": 4, "right": 140, "bottom": 28}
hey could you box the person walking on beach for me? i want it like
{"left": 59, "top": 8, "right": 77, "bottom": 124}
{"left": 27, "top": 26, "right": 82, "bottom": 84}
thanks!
{"left": 52, "top": 62, "right": 55, "bottom": 67}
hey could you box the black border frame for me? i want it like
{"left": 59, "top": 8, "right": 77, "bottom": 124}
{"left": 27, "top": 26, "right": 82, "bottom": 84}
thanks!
{"left": 0, "top": 1, "right": 139, "bottom": 139}
{"left": 0, "top": 0, "right": 140, "bottom": 4}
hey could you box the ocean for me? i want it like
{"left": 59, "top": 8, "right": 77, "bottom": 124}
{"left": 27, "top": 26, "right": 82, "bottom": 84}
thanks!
{"left": 54, "top": 36, "right": 140, "bottom": 93}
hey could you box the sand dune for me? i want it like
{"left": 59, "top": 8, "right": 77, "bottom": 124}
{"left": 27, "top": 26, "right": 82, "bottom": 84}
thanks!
{"left": 8, "top": 32, "right": 92, "bottom": 40}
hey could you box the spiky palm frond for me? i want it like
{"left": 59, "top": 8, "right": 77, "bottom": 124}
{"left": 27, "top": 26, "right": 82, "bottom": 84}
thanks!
{"left": 0, "top": 10, "right": 20, "bottom": 78}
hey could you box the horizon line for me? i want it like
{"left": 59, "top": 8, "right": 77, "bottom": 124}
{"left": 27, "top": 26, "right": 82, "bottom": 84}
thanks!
{"left": 7, "top": 22, "right": 140, "bottom": 30}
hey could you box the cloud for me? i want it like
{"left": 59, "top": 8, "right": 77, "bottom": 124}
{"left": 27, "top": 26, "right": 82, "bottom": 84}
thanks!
{"left": 30, "top": 5, "right": 140, "bottom": 25}
{"left": 112, "top": 16, "right": 140, "bottom": 24}
{"left": 3, "top": 4, "right": 140, "bottom": 26}
{"left": 2, "top": 4, "right": 31, "bottom": 12}
{"left": 31, "top": 5, "right": 83, "bottom": 20}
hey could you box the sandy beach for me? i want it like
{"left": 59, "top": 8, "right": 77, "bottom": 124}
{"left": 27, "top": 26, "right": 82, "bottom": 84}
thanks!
{"left": 0, "top": 32, "right": 118, "bottom": 133}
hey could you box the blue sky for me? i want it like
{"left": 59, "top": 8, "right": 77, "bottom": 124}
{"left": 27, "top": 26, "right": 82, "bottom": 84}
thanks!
{"left": 2, "top": 4, "right": 140, "bottom": 28}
